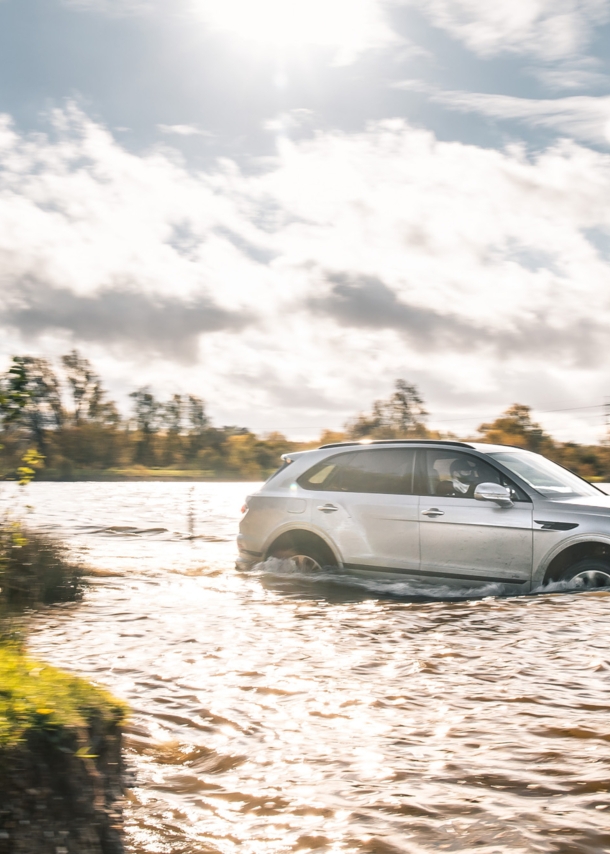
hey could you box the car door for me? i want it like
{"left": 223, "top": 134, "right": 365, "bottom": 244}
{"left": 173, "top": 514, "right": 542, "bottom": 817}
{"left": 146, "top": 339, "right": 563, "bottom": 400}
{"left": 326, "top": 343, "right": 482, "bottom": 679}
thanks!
{"left": 418, "top": 449, "right": 533, "bottom": 590}
{"left": 298, "top": 448, "right": 420, "bottom": 575}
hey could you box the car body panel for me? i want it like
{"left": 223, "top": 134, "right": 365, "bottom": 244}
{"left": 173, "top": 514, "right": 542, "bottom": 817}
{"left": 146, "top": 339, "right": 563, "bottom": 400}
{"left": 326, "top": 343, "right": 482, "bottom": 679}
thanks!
{"left": 419, "top": 496, "right": 533, "bottom": 587}
{"left": 307, "top": 488, "right": 420, "bottom": 574}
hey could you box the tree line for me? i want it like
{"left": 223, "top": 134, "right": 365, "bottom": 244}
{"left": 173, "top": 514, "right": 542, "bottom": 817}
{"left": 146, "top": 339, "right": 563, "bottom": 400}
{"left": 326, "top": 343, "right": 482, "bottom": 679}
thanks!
{"left": 0, "top": 356, "right": 608, "bottom": 481}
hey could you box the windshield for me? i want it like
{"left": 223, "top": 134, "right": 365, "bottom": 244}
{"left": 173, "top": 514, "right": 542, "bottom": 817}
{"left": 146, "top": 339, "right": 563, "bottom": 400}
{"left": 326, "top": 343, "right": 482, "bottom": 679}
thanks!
{"left": 488, "top": 450, "right": 602, "bottom": 499}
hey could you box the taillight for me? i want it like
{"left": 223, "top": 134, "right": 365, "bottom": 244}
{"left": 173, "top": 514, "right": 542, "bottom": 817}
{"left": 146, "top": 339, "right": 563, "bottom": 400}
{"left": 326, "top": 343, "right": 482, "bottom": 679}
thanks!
{"left": 240, "top": 504, "right": 247, "bottom": 514}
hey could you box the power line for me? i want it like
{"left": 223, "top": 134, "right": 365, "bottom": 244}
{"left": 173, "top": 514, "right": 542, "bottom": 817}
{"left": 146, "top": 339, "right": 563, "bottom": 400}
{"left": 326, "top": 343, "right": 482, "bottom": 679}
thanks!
{"left": 541, "top": 404, "right": 604, "bottom": 413}
{"left": 248, "top": 403, "right": 610, "bottom": 432}
{"left": 429, "top": 404, "right": 606, "bottom": 425}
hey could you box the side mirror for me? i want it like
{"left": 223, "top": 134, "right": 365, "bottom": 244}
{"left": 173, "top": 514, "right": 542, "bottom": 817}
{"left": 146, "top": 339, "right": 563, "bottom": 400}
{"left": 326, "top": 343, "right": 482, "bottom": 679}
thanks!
{"left": 474, "top": 482, "right": 513, "bottom": 508}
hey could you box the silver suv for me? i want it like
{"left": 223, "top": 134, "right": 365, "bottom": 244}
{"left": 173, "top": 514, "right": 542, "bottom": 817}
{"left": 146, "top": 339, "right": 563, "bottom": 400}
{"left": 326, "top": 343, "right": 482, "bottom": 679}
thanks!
{"left": 237, "top": 440, "right": 610, "bottom": 591}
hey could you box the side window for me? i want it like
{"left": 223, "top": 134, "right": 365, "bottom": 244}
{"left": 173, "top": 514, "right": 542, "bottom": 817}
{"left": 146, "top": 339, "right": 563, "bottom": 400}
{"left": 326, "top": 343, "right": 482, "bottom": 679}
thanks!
{"left": 339, "top": 449, "right": 416, "bottom": 494}
{"left": 423, "top": 450, "right": 528, "bottom": 501}
{"left": 298, "top": 453, "right": 357, "bottom": 491}
{"left": 298, "top": 449, "right": 416, "bottom": 494}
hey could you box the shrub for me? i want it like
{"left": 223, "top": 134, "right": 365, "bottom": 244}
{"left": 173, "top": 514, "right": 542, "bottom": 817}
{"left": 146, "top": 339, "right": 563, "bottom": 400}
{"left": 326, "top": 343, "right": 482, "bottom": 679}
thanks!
{"left": 0, "top": 524, "right": 85, "bottom": 608}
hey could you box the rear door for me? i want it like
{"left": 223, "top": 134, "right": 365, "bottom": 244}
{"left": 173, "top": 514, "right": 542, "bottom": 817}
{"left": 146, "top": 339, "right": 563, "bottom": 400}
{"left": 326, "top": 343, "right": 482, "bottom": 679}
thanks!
{"left": 298, "top": 448, "right": 420, "bottom": 575}
{"left": 418, "top": 449, "right": 533, "bottom": 589}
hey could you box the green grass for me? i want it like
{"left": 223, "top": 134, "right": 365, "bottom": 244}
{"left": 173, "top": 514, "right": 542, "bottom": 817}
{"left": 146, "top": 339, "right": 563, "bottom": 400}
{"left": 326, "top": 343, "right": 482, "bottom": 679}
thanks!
{"left": 0, "top": 643, "right": 127, "bottom": 749}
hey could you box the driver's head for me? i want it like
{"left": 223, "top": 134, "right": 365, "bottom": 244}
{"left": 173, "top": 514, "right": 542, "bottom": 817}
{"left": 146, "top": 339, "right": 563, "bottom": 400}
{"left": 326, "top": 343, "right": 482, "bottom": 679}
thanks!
{"left": 450, "top": 458, "right": 478, "bottom": 485}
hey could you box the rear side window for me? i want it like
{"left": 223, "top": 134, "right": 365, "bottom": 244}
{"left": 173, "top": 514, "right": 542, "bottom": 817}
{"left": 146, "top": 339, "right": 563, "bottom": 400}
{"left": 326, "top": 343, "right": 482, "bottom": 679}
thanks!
{"left": 298, "top": 449, "right": 416, "bottom": 495}
{"left": 298, "top": 453, "right": 356, "bottom": 491}
{"left": 265, "top": 459, "right": 293, "bottom": 484}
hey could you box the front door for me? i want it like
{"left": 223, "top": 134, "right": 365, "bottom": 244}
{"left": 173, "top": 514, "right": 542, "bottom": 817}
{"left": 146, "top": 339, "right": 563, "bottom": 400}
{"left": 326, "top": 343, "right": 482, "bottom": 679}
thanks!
{"left": 418, "top": 449, "right": 533, "bottom": 589}
{"left": 299, "top": 448, "right": 420, "bottom": 574}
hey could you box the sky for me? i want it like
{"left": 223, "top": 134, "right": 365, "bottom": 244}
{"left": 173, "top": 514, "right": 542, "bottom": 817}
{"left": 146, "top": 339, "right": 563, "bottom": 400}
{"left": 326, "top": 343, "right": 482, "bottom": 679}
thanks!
{"left": 1, "top": 0, "right": 610, "bottom": 441}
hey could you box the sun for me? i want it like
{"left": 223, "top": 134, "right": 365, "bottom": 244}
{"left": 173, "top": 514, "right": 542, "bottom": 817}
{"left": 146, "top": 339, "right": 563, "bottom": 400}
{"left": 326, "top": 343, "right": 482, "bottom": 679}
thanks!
{"left": 191, "top": 0, "right": 397, "bottom": 62}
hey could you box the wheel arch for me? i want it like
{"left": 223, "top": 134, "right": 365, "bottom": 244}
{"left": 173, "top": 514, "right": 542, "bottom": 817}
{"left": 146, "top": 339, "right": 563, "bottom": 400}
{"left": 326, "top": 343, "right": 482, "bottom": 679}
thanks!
{"left": 264, "top": 527, "right": 340, "bottom": 566}
{"left": 541, "top": 538, "right": 610, "bottom": 585}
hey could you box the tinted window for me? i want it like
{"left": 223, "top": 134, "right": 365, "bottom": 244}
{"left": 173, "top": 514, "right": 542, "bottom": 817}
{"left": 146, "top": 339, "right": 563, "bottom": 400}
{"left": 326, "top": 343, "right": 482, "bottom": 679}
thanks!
{"left": 298, "top": 449, "right": 416, "bottom": 494}
{"left": 298, "top": 453, "right": 356, "bottom": 491}
{"left": 423, "top": 450, "right": 528, "bottom": 501}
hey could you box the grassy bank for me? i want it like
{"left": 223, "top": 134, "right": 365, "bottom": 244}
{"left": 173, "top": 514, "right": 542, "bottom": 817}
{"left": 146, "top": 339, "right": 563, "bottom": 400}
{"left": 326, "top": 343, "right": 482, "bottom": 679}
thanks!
{"left": 0, "top": 526, "right": 128, "bottom": 853}
{"left": 0, "top": 643, "right": 127, "bottom": 750}
{"left": 0, "top": 643, "right": 128, "bottom": 854}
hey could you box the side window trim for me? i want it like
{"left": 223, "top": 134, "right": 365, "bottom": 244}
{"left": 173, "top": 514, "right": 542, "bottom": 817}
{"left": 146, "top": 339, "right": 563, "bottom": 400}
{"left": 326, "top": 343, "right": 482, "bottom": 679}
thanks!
{"left": 413, "top": 449, "right": 428, "bottom": 497}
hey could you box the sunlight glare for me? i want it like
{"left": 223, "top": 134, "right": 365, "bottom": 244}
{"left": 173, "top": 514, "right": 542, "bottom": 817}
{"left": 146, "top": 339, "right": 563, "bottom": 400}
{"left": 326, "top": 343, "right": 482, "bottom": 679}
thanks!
{"left": 191, "top": 0, "right": 396, "bottom": 62}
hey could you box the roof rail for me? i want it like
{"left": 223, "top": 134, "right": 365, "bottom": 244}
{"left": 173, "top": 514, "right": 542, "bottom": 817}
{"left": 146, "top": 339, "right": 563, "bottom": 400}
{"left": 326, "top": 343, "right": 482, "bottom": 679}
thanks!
{"left": 319, "top": 439, "right": 475, "bottom": 450}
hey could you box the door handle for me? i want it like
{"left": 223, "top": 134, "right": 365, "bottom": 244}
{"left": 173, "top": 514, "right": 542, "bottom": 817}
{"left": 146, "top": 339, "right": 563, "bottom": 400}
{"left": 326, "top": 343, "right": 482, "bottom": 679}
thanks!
{"left": 422, "top": 508, "right": 444, "bottom": 517}
{"left": 317, "top": 504, "right": 339, "bottom": 513}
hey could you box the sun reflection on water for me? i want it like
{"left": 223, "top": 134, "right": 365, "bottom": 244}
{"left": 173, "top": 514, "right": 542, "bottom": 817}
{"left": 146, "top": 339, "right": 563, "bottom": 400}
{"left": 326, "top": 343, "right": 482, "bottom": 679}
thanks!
{"left": 9, "top": 481, "right": 610, "bottom": 854}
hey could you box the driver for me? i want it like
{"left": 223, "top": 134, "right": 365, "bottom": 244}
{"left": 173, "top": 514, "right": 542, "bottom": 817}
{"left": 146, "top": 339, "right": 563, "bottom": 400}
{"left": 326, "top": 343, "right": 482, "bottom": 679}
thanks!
{"left": 449, "top": 458, "right": 479, "bottom": 497}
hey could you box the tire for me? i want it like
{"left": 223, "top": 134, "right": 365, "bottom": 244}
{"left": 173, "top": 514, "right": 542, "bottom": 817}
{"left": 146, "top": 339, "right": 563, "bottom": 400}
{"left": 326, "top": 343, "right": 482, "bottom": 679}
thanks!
{"left": 268, "top": 543, "right": 331, "bottom": 573}
{"left": 561, "top": 558, "right": 610, "bottom": 590}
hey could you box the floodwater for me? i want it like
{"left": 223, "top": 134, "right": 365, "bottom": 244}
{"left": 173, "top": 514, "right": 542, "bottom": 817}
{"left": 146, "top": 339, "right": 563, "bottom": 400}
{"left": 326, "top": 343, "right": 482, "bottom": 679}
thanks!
{"left": 3, "top": 482, "right": 610, "bottom": 854}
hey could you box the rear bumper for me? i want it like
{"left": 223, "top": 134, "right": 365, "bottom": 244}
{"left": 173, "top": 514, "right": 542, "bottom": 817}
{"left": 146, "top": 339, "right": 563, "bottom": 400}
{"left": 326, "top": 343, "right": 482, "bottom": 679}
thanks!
{"left": 235, "top": 540, "right": 263, "bottom": 571}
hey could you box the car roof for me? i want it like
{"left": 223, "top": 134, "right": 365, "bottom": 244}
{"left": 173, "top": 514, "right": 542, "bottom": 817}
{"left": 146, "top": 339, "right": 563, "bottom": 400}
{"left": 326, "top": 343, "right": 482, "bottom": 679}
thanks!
{"left": 318, "top": 439, "right": 474, "bottom": 450}
{"left": 279, "top": 440, "right": 528, "bottom": 468}
{"left": 316, "top": 440, "right": 524, "bottom": 453}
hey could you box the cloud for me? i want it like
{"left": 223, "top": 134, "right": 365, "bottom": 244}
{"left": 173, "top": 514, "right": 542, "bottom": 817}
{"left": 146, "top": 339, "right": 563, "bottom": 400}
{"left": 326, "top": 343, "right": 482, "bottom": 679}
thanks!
{"left": 308, "top": 273, "right": 605, "bottom": 366}
{"left": 212, "top": 227, "right": 278, "bottom": 265}
{"left": 188, "top": 0, "right": 399, "bottom": 65}
{"left": 158, "top": 124, "right": 212, "bottom": 138}
{"left": 3, "top": 106, "right": 610, "bottom": 437}
{"left": 1, "top": 279, "right": 253, "bottom": 362}
{"left": 409, "top": 0, "right": 610, "bottom": 60}
{"left": 528, "top": 63, "right": 610, "bottom": 92}
{"left": 61, "top": 0, "right": 156, "bottom": 13}
{"left": 425, "top": 88, "right": 610, "bottom": 146}
{"left": 60, "top": 0, "right": 610, "bottom": 65}
{"left": 309, "top": 273, "right": 477, "bottom": 347}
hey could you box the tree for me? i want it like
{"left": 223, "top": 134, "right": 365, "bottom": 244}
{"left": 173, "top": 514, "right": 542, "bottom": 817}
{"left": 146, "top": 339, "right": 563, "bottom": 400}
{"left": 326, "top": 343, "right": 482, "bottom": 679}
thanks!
{"left": 477, "top": 404, "right": 554, "bottom": 453}
{"left": 346, "top": 379, "right": 429, "bottom": 439}
{"left": 61, "top": 350, "right": 97, "bottom": 425}
{"left": 130, "top": 388, "right": 161, "bottom": 433}
{"left": 2, "top": 357, "right": 63, "bottom": 452}
{"left": 0, "top": 358, "right": 31, "bottom": 427}
{"left": 186, "top": 395, "right": 209, "bottom": 458}
{"left": 159, "top": 394, "right": 185, "bottom": 466}
{"left": 129, "top": 388, "right": 162, "bottom": 465}
{"left": 187, "top": 395, "right": 208, "bottom": 434}
{"left": 162, "top": 394, "right": 184, "bottom": 435}
{"left": 61, "top": 350, "right": 119, "bottom": 426}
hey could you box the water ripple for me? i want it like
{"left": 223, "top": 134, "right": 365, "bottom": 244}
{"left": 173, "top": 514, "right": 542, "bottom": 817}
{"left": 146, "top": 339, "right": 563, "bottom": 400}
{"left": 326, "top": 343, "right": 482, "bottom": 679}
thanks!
{"left": 5, "top": 481, "right": 609, "bottom": 854}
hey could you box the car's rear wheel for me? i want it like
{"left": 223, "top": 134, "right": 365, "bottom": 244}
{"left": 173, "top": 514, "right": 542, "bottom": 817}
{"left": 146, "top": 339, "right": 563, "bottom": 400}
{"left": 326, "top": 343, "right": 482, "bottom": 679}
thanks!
{"left": 561, "top": 558, "right": 610, "bottom": 590}
{"left": 268, "top": 542, "right": 332, "bottom": 573}
{"left": 286, "top": 553, "right": 324, "bottom": 572}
